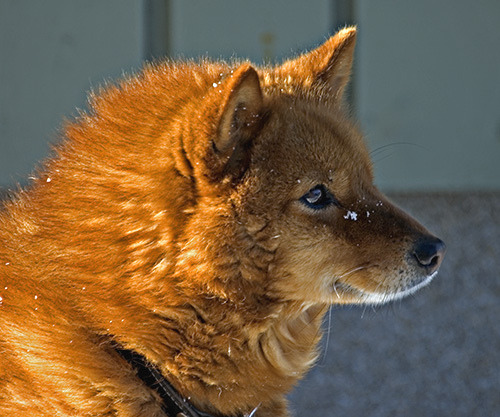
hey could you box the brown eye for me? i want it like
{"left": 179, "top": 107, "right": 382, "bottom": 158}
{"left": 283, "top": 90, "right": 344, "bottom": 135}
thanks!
{"left": 300, "top": 185, "right": 336, "bottom": 210}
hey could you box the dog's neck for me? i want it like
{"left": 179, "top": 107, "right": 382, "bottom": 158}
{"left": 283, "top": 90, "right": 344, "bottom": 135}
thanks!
{"left": 116, "top": 347, "right": 217, "bottom": 417}
{"left": 108, "top": 298, "right": 327, "bottom": 416}
{"left": 256, "top": 302, "right": 327, "bottom": 378}
{"left": 160, "top": 299, "right": 326, "bottom": 415}
{"left": 121, "top": 301, "right": 326, "bottom": 417}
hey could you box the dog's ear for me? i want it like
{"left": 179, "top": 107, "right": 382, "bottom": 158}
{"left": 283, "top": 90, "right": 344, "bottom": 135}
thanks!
{"left": 280, "top": 26, "right": 357, "bottom": 102}
{"left": 213, "top": 64, "right": 265, "bottom": 179}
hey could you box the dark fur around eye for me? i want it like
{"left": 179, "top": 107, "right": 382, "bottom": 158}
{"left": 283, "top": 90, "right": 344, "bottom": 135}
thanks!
{"left": 300, "top": 184, "right": 337, "bottom": 210}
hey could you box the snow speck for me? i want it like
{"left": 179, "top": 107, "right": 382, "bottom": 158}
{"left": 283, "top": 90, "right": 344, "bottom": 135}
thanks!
{"left": 0, "top": 295, "right": 3, "bottom": 305}
{"left": 46, "top": 177, "right": 51, "bottom": 183}
{"left": 366, "top": 211, "right": 370, "bottom": 217}
{"left": 34, "top": 295, "right": 38, "bottom": 300}
{"left": 344, "top": 211, "right": 358, "bottom": 221}
{"left": 212, "top": 82, "right": 218, "bottom": 88}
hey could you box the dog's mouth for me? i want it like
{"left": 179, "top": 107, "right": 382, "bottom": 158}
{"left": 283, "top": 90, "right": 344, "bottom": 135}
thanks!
{"left": 331, "top": 271, "right": 438, "bottom": 305}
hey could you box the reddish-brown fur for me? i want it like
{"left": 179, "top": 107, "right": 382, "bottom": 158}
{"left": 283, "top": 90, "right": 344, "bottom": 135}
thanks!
{"left": 0, "top": 28, "right": 444, "bottom": 416}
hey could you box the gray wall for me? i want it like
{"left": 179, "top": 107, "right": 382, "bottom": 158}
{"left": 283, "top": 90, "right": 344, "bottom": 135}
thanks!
{"left": 0, "top": 0, "right": 144, "bottom": 186}
{"left": 169, "top": 0, "right": 332, "bottom": 64}
{"left": 1, "top": 0, "right": 500, "bottom": 191}
{"left": 356, "top": 0, "right": 500, "bottom": 191}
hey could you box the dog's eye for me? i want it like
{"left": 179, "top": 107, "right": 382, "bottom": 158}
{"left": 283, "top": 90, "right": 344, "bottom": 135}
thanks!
{"left": 300, "top": 185, "right": 336, "bottom": 210}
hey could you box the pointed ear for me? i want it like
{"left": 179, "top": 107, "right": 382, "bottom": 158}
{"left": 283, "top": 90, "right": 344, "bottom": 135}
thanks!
{"left": 213, "top": 63, "right": 265, "bottom": 178}
{"left": 280, "top": 26, "right": 357, "bottom": 101}
{"left": 314, "top": 27, "right": 357, "bottom": 100}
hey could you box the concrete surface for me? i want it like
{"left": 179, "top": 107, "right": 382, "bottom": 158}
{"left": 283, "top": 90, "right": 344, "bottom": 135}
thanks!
{"left": 288, "top": 192, "right": 500, "bottom": 417}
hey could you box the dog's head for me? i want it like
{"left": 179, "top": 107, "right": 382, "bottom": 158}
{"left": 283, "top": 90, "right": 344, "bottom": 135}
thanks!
{"left": 176, "top": 27, "right": 445, "bottom": 307}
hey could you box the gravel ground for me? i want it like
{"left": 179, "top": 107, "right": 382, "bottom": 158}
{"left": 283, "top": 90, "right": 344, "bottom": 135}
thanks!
{"left": 288, "top": 192, "right": 500, "bottom": 417}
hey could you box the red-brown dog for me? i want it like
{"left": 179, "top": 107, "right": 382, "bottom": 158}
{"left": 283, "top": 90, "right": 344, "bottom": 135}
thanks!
{"left": 0, "top": 27, "right": 444, "bottom": 416}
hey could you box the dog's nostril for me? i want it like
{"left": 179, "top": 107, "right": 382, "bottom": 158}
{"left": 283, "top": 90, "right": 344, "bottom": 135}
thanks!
{"left": 412, "top": 237, "right": 446, "bottom": 273}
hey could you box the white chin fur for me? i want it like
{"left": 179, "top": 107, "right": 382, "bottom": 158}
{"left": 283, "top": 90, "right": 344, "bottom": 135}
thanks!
{"left": 358, "top": 271, "right": 438, "bottom": 305}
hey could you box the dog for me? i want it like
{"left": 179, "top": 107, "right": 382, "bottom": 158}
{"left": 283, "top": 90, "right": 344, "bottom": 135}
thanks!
{"left": 0, "top": 27, "right": 445, "bottom": 416}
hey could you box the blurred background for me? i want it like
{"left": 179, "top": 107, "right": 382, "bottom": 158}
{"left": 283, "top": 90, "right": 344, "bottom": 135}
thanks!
{"left": 1, "top": 1, "right": 499, "bottom": 416}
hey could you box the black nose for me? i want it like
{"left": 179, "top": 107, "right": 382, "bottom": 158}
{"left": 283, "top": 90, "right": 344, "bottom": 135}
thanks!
{"left": 412, "top": 237, "right": 446, "bottom": 274}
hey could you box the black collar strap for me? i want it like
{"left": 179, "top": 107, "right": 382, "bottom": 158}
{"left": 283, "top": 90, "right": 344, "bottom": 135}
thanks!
{"left": 115, "top": 347, "right": 216, "bottom": 417}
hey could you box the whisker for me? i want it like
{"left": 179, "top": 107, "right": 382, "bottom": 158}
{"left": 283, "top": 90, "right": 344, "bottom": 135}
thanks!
{"left": 361, "top": 303, "right": 368, "bottom": 318}
{"left": 370, "top": 142, "right": 429, "bottom": 166}
{"left": 333, "top": 282, "right": 341, "bottom": 299}
{"left": 246, "top": 403, "right": 261, "bottom": 417}
{"left": 338, "top": 265, "right": 368, "bottom": 279}
{"left": 373, "top": 153, "right": 395, "bottom": 165}
{"left": 370, "top": 141, "right": 428, "bottom": 157}
{"left": 320, "top": 306, "right": 333, "bottom": 365}
{"left": 331, "top": 265, "right": 375, "bottom": 303}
